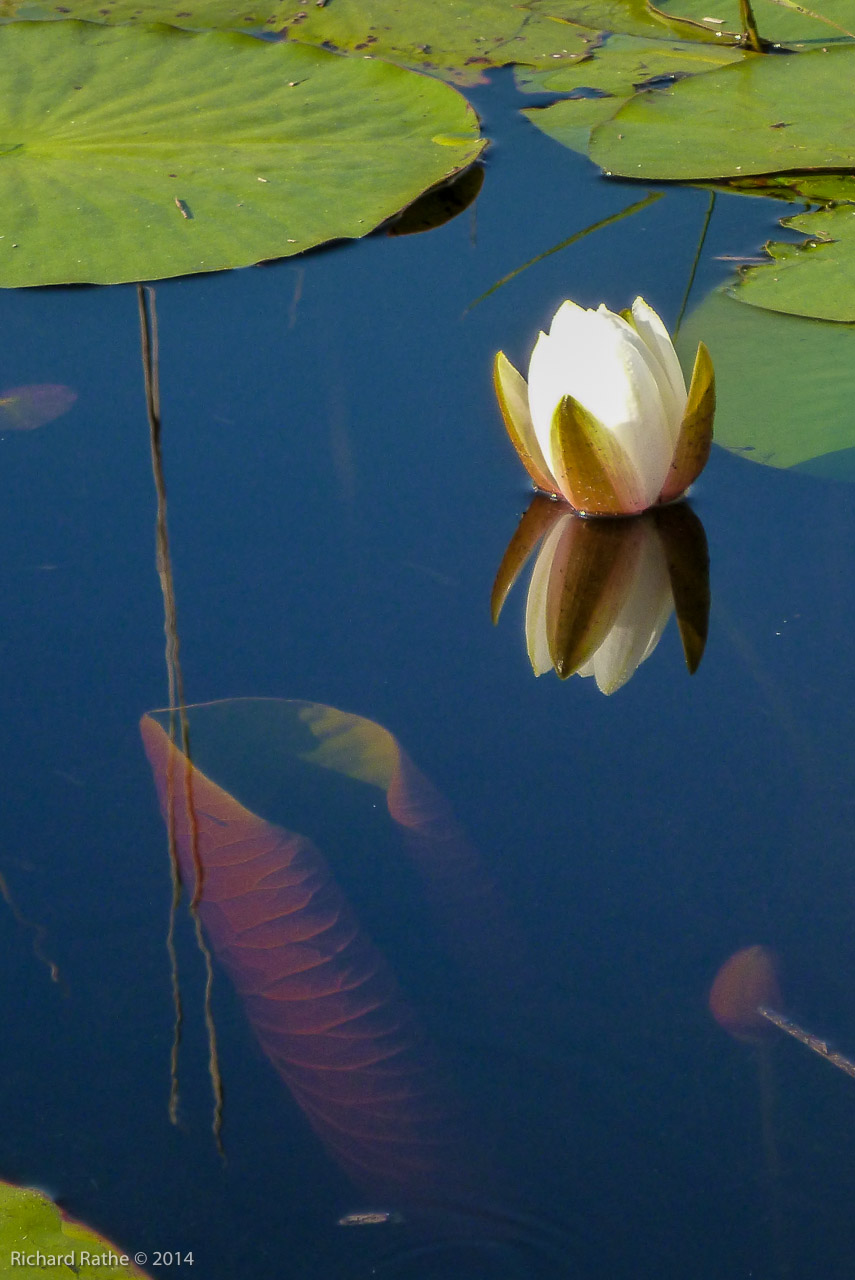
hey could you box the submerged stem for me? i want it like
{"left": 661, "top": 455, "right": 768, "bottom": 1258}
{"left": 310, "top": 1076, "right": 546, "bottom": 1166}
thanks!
{"left": 760, "top": 1006, "right": 855, "bottom": 1080}
{"left": 674, "top": 191, "right": 715, "bottom": 339}
{"left": 465, "top": 192, "right": 662, "bottom": 313}
{"left": 138, "top": 285, "right": 223, "bottom": 1155}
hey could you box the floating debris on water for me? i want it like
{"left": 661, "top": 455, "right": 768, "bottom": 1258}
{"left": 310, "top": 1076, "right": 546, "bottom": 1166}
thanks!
{"left": 336, "top": 1209, "right": 405, "bottom": 1227}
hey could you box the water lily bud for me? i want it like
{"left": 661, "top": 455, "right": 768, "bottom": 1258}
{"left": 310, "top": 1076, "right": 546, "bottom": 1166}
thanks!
{"left": 494, "top": 298, "right": 715, "bottom": 516}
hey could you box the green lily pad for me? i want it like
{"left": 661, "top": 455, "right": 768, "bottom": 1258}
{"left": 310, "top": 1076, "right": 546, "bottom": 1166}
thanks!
{"left": 516, "top": 31, "right": 744, "bottom": 89}
{"left": 276, "top": 0, "right": 598, "bottom": 84}
{"left": 732, "top": 203, "right": 855, "bottom": 321}
{"left": 719, "top": 172, "right": 855, "bottom": 204}
{"left": 0, "top": 0, "right": 734, "bottom": 76}
{"left": 0, "top": 0, "right": 600, "bottom": 81}
{"left": 522, "top": 94, "right": 622, "bottom": 155}
{"left": 0, "top": 0, "right": 290, "bottom": 28}
{"left": 653, "top": 0, "right": 855, "bottom": 42}
{"left": 591, "top": 44, "right": 855, "bottom": 180}
{"left": 678, "top": 289, "right": 855, "bottom": 472}
{"left": 0, "top": 0, "right": 736, "bottom": 81}
{"left": 526, "top": 0, "right": 727, "bottom": 41}
{"left": 0, "top": 21, "right": 484, "bottom": 287}
{"left": 519, "top": 33, "right": 744, "bottom": 154}
{"left": 0, "top": 1180, "right": 151, "bottom": 1278}
{"left": 696, "top": 173, "right": 855, "bottom": 322}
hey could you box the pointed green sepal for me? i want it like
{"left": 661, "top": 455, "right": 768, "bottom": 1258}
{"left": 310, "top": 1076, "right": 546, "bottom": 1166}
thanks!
{"left": 550, "top": 394, "right": 645, "bottom": 515}
{"left": 491, "top": 494, "right": 559, "bottom": 625}
{"left": 493, "top": 351, "right": 558, "bottom": 496}
{"left": 659, "top": 341, "right": 715, "bottom": 504}
{"left": 652, "top": 503, "right": 710, "bottom": 674}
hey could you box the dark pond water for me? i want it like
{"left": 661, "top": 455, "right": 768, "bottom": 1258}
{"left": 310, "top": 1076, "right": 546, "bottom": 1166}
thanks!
{"left": 2, "top": 67, "right": 854, "bottom": 1280}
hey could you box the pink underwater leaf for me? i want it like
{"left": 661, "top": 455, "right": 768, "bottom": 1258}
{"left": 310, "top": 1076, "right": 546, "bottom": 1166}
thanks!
{"left": 287, "top": 699, "right": 523, "bottom": 982}
{"left": 140, "top": 703, "right": 470, "bottom": 1200}
{"left": 0, "top": 385, "right": 76, "bottom": 430}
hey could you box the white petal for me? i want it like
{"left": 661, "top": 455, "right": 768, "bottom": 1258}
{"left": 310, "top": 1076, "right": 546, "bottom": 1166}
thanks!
{"left": 548, "top": 298, "right": 594, "bottom": 346}
{"left": 526, "top": 328, "right": 568, "bottom": 475}
{"left": 574, "top": 659, "right": 597, "bottom": 682}
{"left": 588, "top": 527, "right": 673, "bottom": 694}
{"left": 527, "top": 301, "right": 680, "bottom": 509}
{"left": 592, "top": 310, "right": 677, "bottom": 506}
{"left": 524, "top": 516, "right": 568, "bottom": 675}
{"left": 630, "top": 298, "right": 688, "bottom": 444}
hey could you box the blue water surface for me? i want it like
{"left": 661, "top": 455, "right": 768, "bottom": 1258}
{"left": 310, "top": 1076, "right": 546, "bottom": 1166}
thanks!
{"left": 0, "top": 67, "right": 852, "bottom": 1280}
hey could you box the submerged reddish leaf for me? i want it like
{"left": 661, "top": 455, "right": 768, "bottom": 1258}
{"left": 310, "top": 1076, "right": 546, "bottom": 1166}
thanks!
{"left": 282, "top": 699, "right": 525, "bottom": 993}
{"left": 709, "top": 945, "right": 782, "bottom": 1043}
{"left": 140, "top": 704, "right": 468, "bottom": 1198}
{"left": 0, "top": 384, "right": 76, "bottom": 430}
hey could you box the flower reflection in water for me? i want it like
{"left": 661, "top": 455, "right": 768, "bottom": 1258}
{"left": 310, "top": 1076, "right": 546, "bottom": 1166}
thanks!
{"left": 492, "top": 497, "right": 710, "bottom": 693}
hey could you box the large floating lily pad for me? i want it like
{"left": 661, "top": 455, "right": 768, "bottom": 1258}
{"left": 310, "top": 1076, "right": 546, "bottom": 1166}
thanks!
{"left": 591, "top": 44, "right": 855, "bottom": 180}
{"left": 0, "top": 21, "right": 484, "bottom": 287}
{"left": 526, "top": 0, "right": 726, "bottom": 41}
{"left": 519, "top": 33, "right": 743, "bottom": 154}
{"left": 521, "top": 97, "right": 619, "bottom": 156}
{"left": 679, "top": 290, "right": 855, "bottom": 474}
{"left": 517, "top": 31, "right": 744, "bottom": 90}
{"left": 0, "top": 0, "right": 734, "bottom": 77}
{"left": 0, "top": 0, "right": 735, "bottom": 80}
{"left": 680, "top": 174, "right": 855, "bottom": 324}
{"left": 284, "top": 0, "right": 604, "bottom": 83}
{"left": 277, "top": 0, "right": 598, "bottom": 84}
{"left": 732, "top": 202, "right": 855, "bottom": 322}
{"left": 0, "top": 0, "right": 600, "bottom": 80}
{"left": 653, "top": 0, "right": 855, "bottom": 42}
{"left": 2, "top": 0, "right": 289, "bottom": 28}
{"left": 0, "top": 1180, "right": 151, "bottom": 1278}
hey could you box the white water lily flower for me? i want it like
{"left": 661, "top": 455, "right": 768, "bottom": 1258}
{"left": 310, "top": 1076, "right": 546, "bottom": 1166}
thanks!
{"left": 494, "top": 297, "right": 715, "bottom": 516}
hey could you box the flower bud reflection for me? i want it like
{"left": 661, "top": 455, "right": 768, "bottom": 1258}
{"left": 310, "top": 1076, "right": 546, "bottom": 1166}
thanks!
{"left": 492, "top": 498, "right": 710, "bottom": 694}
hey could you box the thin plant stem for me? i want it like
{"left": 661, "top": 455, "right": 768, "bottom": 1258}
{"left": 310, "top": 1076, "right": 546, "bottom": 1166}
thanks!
{"left": 760, "top": 1006, "right": 855, "bottom": 1080}
{"left": 0, "top": 867, "right": 61, "bottom": 986}
{"left": 755, "top": 1048, "right": 791, "bottom": 1278}
{"left": 740, "top": 0, "right": 764, "bottom": 50}
{"left": 674, "top": 191, "right": 715, "bottom": 339}
{"left": 138, "top": 285, "right": 224, "bottom": 1154}
{"left": 465, "top": 192, "right": 662, "bottom": 313}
